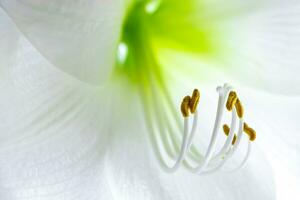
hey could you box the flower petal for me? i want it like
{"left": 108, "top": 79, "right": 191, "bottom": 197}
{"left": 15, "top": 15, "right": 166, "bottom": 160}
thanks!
{"left": 104, "top": 99, "right": 174, "bottom": 200}
{"left": 238, "top": 87, "right": 300, "bottom": 199}
{"left": 0, "top": 0, "right": 126, "bottom": 84}
{"left": 164, "top": 76, "right": 300, "bottom": 199}
{"left": 154, "top": 0, "right": 300, "bottom": 94}
{"left": 224, "top": 1, "right": 300, "bottom": 94}
{"left": 105, "top": 85, "right": 276, "bottom": 200}
{"left": 0, "top": 10, "right": 116, "bottom": 199}
{"left": 106, "top": 111, "right": 275, "bottom": 200}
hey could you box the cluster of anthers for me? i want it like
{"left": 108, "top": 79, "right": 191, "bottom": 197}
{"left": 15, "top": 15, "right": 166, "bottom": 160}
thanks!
{"left": 167, "top": 84, "right": 256, "bottom": 174}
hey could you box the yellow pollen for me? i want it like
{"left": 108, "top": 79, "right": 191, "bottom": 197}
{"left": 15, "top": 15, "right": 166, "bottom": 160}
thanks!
{"left": 223, "top": 124, "right": 230, "bottom": 135}
{"left": 226, "top": 91, "right": 238, "bottom": 111}
{"left": 181, "top": 96, "right": 191, "bottom": 117}
{"left": 235, "top": 98, "right": 244, "bottom": 118}
{"left": 189, "top": 89, "right": 200, "bottom": 114}
{"left": 244, "top": 123, "right": 256, "bottom": 141}
{"left": 223, "top": 124, "right": 237, "bottom": 145}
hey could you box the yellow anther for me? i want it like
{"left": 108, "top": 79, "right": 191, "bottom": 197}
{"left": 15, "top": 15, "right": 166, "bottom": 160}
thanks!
{"left": 235, "top": 98, "right": 244, "bottom": 118}
{"left": 223, "top": 124, "right": 230, "bottom": 135}
{"left": 226, "top": 91, "right": 238, "bottom": 111}
{"left": 244, "top": 123, "right": 256, "bottom": 142}
{"left": 223, "top": 124, "right": 237, "bottom": 145}
{"left": 189, "top": 89, "right": 200, "bottom": 114}
{"left": 231, "top": 135, "right": 237, "bottom": 145}
{"left": 181, "top": 96, "right": 191, "bottom": 117}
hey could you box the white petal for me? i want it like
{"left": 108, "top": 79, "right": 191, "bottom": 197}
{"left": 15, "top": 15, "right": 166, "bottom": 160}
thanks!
{"left": 0, "top": 0, "right": 126, "bottom": 84}
{"left": 238, "top": 87, "right": 300, "bottom": 199}
{"left": 106, "top": 114, "right": 275, "bottom": 200}
{"left": 155, "top": 0, "right": 300, "bottom": 94}
{"left": 0, "top": 10, "right": 116, "bottom": 199}
{"left": 105, "top": 100, "right": 173, "bottom": 200}
{"left": 163, "top": 69, "right": 300, "bottom": 199}
{"left": 225, "top": 1, "right": 300, "bottom": 94}
{"left": 0, "top": 6, "right": 287, "bottom": 199}
{"left": 105, "top": 84, "right": 275, "bottom": 200}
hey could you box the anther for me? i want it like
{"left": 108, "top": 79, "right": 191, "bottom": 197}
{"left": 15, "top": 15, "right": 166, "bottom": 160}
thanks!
{"left": 244, "top": 123, "right": 256, "bottom": 141}
{"left": 235, "top": 98, "right": 244, "bottom": 118}
{"left": 189, "top": 89, "right": 200, "bottom": 114}
{"left": 223, "top": 124, "right": 230, "bottom": 135}
{"left": 226, "top": 91, "right": 238, "bottom": 111}
{"left": 223, "top": 124, "right": 237, "bottom": 145}
{"left": 181, "top": 96, "right": 191, "bottom": 117}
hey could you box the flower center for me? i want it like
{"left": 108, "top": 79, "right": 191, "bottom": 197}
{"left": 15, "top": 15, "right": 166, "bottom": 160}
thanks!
{"left": 114, "top": 0, "right": 225, "bottom": 86}
{"left": 115, "top": 1, "right": 158, "bottom": 84}
{"left": 114, "top": 1, "right": 255, "bottom": 174}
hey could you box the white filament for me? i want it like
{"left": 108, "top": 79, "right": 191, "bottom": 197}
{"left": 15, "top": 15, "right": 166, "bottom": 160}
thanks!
{"left": 213, "top": 107, "right": 237, "bottom": 160}
{"left": 226, "top": 141, "right": 252, "bottom": 173}
{"left": 186, "top": 110, "right": 198, "bottom": 152}
{"left": 198, "top": 107, "right": 238, "bottom": 175}
{"left": 229, "top": 119, "right": 245, "bottom": 156}
{"left": 167, "top": 118, "right": 190, "bottom": 172}
{"left": 165, "top": 84, "right": 252, "bottom": 174}
{"left": 189, "top": 86, "right": 228, "bottom": 173}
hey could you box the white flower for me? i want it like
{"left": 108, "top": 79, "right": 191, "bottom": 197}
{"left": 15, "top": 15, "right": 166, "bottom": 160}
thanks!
{"left": 0, "top": 0, "right": 299, "bottom": 200}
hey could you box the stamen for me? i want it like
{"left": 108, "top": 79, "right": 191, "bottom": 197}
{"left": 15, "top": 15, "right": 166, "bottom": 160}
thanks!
{"left": 181, "top": 96, "right": 191, "bottom": 117}
{"left": 212, "top": 106, "right": 237, "bottom": 160}
{"left": 226, "top": 91, "right": 238, "bottom": 111}
{"left": 189, "top": 89, "right": 200, "bottom": 114}
{"left": 232, "top": 141, "right": 252, "bottom": 172}
{"left": 235, "top": 98, "right": 244, "bottom": 118}
{"left": 223, "top": 124, "right": 237, "bottom": 145}
{"left": 153, "top": 84, "right": 255, "bottom": 174}
{"left": 223, "top": 124, "right": 230, "bottom": 134}
{"left": 199, "top": 105, "right": 238, "bottom": 175}
{"left": 224, "top": 141, "right": 252, "bottom": 172}
{"left": 167, "top": 117, "right": 190, "bottom": 172}
{"left": 168, "top": 90, "right": 201, "bottom": 172}
{"left": 187, "top": 85, "right": 229, "bottom": 174}
{"left": 230, "top": 119, "right": 245, "bottom": 154}
{"left": 244, "top": 123, "right": 256, "bottom": 141}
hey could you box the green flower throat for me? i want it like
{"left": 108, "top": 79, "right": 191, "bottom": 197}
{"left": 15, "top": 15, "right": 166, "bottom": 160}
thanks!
{"left": 115, "top": 0, "right": 226, "bottom": 86}
{"left": 112, "top": 1, "right": 257, "bottom": 173}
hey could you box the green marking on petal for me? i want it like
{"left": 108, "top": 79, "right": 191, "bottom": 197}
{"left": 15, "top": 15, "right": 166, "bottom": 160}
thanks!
{"left": 151, "top": 0, "right": 223, "bottom": 54}
{"left": 114, "top": 1, "right": 163, "bottom": 88}
{"left": 112, "top": 0, "right": 236, "bottom": 167}
{"left": 113, "top": 0, "right": 231, "bottom": 85}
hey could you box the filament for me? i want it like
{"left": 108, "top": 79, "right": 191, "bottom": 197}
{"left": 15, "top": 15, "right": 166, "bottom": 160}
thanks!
{"left": 147, "top": 82, "right": 255, "bottom": 174}
{"left": 225, "top": 141, "right": 252, "bottom": 173}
